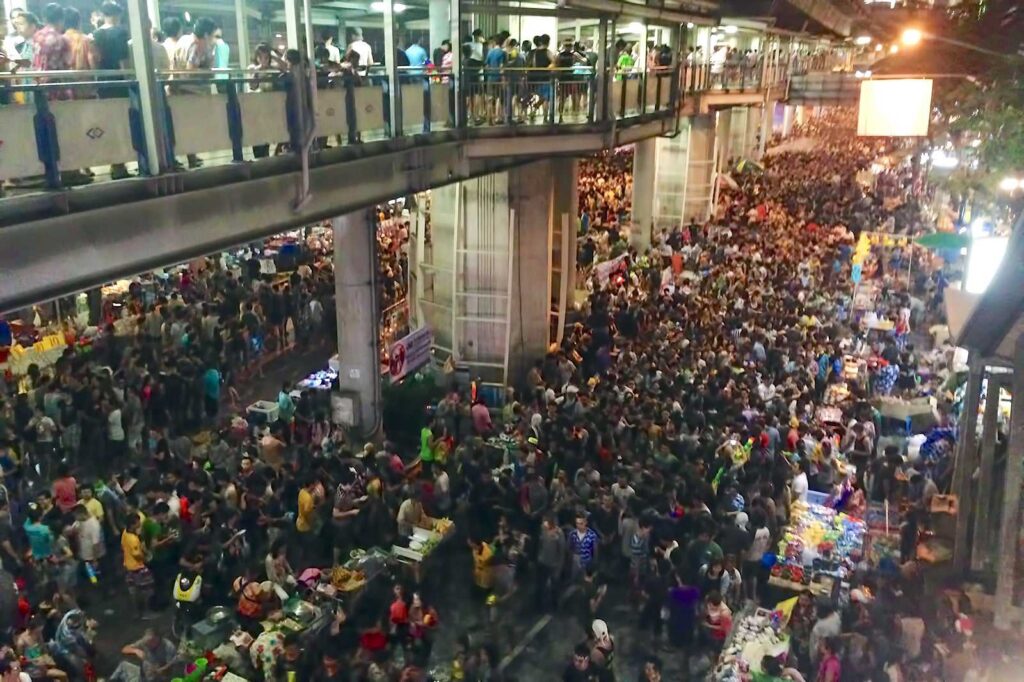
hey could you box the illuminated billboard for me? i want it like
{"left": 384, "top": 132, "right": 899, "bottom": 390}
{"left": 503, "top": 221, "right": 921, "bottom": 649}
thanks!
{"left": 857, "top": 79, "right": 933, "bottom": 137}
{"left": 965, "top": 236, "right": 1009, "bottom": 294}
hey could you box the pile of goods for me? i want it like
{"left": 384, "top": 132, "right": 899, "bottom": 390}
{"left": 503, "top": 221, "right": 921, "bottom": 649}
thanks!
{"left": 331, "top": 566, "right": 367, "bottom": 593}
{"left": 714, "top": 609, "right": 789, "bottom": 681}
{"left": 774, "top": 500, "right": 866, "bottom": 581}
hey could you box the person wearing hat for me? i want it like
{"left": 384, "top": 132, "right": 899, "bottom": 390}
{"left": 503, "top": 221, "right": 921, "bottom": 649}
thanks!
{"left": 589, "top": 619, "right": 615, "bottom": 674}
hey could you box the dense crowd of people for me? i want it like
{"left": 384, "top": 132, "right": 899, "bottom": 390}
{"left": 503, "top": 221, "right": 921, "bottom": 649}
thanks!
{"left": 0, "top": 102, "right": 1001, "bottom": 682}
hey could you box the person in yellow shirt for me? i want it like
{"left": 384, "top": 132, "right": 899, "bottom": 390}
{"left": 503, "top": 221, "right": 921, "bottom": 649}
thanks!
{"left": 296, "top": 477, "right": 319, "bottom": 533}
{"left": 295, "top": 476, "right": 321, "bottom": 563}
{"left": 80, "top": 487, "right": 104, "bottom": 521}
{"left": 121, "top": 515, "right": 155, "bottom": 618}
{"left": 470, "top": 538, "right": 494, "bottom": 597}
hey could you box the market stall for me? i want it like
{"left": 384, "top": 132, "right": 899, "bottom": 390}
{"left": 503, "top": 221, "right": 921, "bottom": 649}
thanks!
{"left": 769, "top": 493, "right": 866, "bottom": 598}
{"left": 712, "top": 606, "right": 790, "bottom": 681}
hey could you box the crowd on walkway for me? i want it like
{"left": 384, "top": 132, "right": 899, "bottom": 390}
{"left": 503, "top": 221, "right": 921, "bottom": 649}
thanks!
{"left": 0, "top": 104, "right": 1004, "bottom": 682}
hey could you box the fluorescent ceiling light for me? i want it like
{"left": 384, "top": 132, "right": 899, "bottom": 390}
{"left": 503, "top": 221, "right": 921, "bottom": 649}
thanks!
{"left": 854, "top": 35, "right": 872, "bottom": 45}
{"left": 723, "top": 25, "right": 738, "bottom": 34}
{"left": 370, "top": 1, "right": 407, "bottom": 11}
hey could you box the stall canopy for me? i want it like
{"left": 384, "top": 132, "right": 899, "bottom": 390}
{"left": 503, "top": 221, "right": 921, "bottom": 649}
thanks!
{"left": 916, "top": 232, "right": 971, "bottom": 250}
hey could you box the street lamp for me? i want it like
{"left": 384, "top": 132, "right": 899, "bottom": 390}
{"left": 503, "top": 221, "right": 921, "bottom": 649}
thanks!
{"left": 897, "top": 25, "right": 1009, "bottom": 58}
{"left": 901, "top": 28, "right": 923, "bottom": 47}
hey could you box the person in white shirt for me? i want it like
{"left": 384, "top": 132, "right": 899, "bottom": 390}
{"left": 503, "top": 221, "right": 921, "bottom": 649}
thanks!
{"left": 792, "top": 460, "right": 810, "bottom": 503}
{"left": 322, "top": 30, "right": 341, "bottom": 63}
{"left": 610, "top": 474, "right": 635, "bottom": 507}
{"left": 348, "top": 28, "right": 372, "bottom": 75}
{"left": 160, "top": 16, "right": 181, "bottom": 66}
{"left": 73, "top": 504, "right": 105, "bottom": 563}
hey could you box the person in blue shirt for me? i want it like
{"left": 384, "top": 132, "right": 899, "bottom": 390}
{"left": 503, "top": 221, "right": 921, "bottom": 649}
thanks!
{"left": 568, "top": 511, "right": 599, "bottom": 575}
{"left": 212, "top": 27, "right": 230, "bottom": 80}
{"left": 277, "top": 382, "right": 296, "bottom": 435}
{"left": 23, "top": 508, "right": 53, "bottom": 561}
{"left": 483, "top": 36, "right": 507, "bottom": 122}
{"left": 203, "top": 365, "right": 221, "bottom": 421}
{"left": 404, "top": 36, "right": 428, "bottom": 69}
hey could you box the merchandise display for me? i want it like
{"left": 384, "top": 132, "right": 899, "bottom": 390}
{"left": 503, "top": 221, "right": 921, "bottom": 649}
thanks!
{"left": 713, "top": 607, "right": 790, "bottom": 681}
{"left": 773, "top": 500, "right": 866, "bottom": 584}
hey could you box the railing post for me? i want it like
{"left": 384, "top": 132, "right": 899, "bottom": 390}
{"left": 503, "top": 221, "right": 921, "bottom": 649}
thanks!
{"left": 32, "top": 93, "right": 61, "bottom": 189}
{"left": 127, "top": 0, "right": 168, "bottom": 175}
{"left": 448, "top": 0, "right": 462, "bottom": 128}
{"left": 382, "top": 0, "right": 401, "bottom": 137}
{"left": 549, "top": 73, "right": 557, "bottom": 125}
{"left": 225, "top": 80, "right": 244, "bottom": 162}
{"left": 344, "top": 80, "right": 358, "bottom": 143}
{"left": 597, "top": 18, "right": 610, "bottom": 122}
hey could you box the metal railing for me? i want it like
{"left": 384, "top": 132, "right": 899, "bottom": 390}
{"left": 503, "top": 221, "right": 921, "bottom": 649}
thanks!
{"left": 0, "top": 57, "right": 791, "bottom": 196}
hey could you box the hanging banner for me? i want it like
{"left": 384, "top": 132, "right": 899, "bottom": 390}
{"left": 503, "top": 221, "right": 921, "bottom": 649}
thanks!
{"left": 594, "top": 253, "right": 629, "bottom": 286}
{"left": 389, "top": 326, "right": 433, "bottom": 383}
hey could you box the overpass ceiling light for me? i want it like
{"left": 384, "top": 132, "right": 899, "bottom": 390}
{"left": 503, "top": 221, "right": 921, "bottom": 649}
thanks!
{"left": 854, "top": 35, "right": 872, "bottom": 45}
{"left": 370, "top": 1, "right": 407, "bottom": 11}
{"left": 723, "top": 25, "right": 738, "bottom": 34}
{"left": 875, "top": 43, "right": 882, "bottom": 51}
{"left": 889, "top": 44, "right": 899, "bottom": 54}
{"left": 687, "top": 22, "right": 694, "bottom": 28}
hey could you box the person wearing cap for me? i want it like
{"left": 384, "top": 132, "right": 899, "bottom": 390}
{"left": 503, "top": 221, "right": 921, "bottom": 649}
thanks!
{"left": 589, "top": 619, "right": 615, "bottom": 673}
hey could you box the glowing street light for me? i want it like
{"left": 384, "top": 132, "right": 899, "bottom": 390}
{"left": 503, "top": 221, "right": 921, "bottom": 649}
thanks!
{"left": 999, "top": 177, "right": 1021, "bottom": 192}
{"left": 901, "top": 28, "right": 923, "bottom": 47}
{"left": 854, "top": 35, "right": 872, "bottom": 46}
{"left": 889, "top": 44, "right": 899, "bottom": 54}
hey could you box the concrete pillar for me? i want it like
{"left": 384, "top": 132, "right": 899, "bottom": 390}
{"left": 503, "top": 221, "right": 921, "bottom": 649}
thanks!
{"left": 782, "top": 104, "right": 795, "bottom": 138}
{"left": 684, "top": 114, "right": 716, "bottom": 223}
{"left": 953, "top": 361, "right": 984, "bottom": 573}
{"left": 652, "top": 131, "right": 689, "bottom": 232}
{"left": 972, "top": 374, "right": 1004, "bottom": 572}
{"left": 550, "top": 158, "right": 578, "bottom": 345}
{"left": 234, "top": 0, "right": 251, "bottom": 68}
{"left": 284, "top": 0, "right": 300, "bottom": 49}
{"left": 716, "top": 109, "right": 733, "bottom": 173}
{"left": 759, "top": 100, "right": 773, "bottom": 157}
{"left": 508, "top": 161, "right": 556, "bottom": 380}
{"left": 421, "top": 161, "right": 570, "bottom": 385}
{"left": 332, "top": 210, "right": 382, "bottom": 437}
{"left": 995, "top": 343, "right": 1024, "bottom": 630}
{"left": 428, "top": 0, "right": 447, "bottom": 57}
{"left": 632, "top": 138, "right": 657, "bottom": 250}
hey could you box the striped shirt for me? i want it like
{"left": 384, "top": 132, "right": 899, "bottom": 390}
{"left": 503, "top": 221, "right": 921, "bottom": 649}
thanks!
{"left": 569, "top": 527, "right": 599, "bottom": 568}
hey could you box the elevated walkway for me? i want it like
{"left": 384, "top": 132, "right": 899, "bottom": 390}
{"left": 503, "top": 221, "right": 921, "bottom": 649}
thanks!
{"left": 0, "top": 60, "right": 788, "bottom": 311}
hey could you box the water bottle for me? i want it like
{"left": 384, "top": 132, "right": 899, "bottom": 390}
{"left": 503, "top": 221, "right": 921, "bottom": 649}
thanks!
{"left": 85, "top": 562, "right": 98, "bottom": 585}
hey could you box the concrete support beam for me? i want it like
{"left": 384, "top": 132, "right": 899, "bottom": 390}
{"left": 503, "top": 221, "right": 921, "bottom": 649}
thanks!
{"left": 684, "top": 114, "right": 716, "bottom": 223}
{"left": 235, "top": 0, "right": 251, "bottom": 69}
{"left": 632, "top": 138, "right": 657, "bottom": 250}
{"left": 508, "top": 162, "right": 555, "bottom": 381}
{"left": 285, "top": 0, "right": 300, "bottom": 49}
{"left": 782, "top": 104, "right": 795, "bottom": 137}
{"left": 973, "top": 373, "right": 1005, "bottom": 572}
{"left": 953, "top": 361, "right": 984, "bottom": 574}
{"left": 332, "top": 210, "right": 382, "bottom": 437}
{"left": 428, "top": 0, "right": 447, "bottom": 58}
{"left": 995, "top": 342, "right": 1024, "bottom": 630}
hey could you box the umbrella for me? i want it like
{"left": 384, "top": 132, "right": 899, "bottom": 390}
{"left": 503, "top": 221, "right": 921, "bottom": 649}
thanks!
{"left": 915, "top": 232, "right": 971, "bottom": 250}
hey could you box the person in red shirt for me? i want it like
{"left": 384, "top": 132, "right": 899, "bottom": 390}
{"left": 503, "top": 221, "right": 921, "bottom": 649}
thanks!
{"left": 52, "top": 464, "right": 78, "bottom": 515}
